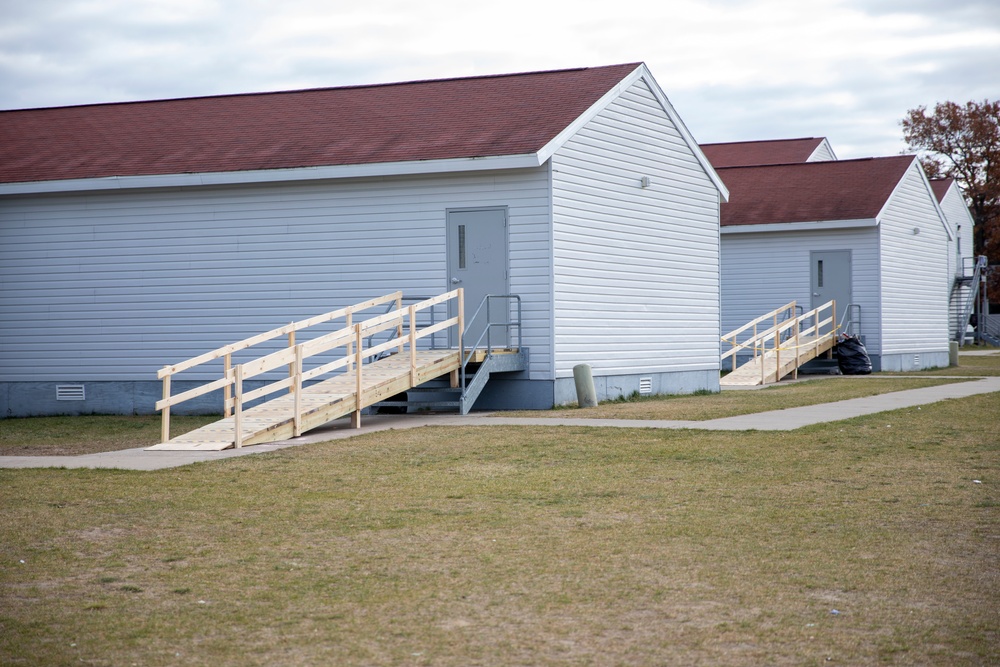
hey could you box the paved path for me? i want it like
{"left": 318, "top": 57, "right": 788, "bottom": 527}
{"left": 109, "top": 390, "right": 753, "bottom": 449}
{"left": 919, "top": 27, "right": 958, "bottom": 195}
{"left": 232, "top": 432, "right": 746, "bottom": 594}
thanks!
{"left": 2, "top": 374, "right": 997, "bottom": 471}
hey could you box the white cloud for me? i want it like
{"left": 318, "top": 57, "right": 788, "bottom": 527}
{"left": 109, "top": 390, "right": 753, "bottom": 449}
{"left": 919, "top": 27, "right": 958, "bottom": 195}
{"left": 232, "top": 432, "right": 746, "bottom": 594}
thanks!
{"left": 0, "top": 0, "right": 997, "bottom": 157}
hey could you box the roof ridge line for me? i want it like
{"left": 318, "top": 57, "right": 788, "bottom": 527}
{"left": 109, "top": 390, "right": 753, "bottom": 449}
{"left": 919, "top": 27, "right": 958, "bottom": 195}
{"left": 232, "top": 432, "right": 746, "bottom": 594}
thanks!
{"left": 2, "top": 62, "right": 645, "bottom": 113}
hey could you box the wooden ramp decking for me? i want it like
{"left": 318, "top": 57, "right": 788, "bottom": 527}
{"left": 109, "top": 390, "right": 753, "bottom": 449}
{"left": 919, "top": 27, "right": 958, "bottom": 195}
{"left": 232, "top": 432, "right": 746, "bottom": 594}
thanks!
{"left": 148, "top": 349, "right": 461, "bottom": 450}
{"left": 721, "top": 300, "right": 838, "bottom": 388}
{"left": 148, "top": 290, "right": 468, "bottom": 451}
{"left": 720, "top": 334, "right": 836, "bottom": 387}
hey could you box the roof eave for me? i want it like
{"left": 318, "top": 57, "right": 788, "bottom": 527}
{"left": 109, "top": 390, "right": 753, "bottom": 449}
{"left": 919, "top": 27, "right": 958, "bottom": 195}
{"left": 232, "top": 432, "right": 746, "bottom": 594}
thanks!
{"left": 0, "top": 153, "right": 546, "bottom": 196}
{"left": 720, "top": 218, "right": 879, "bottom": 234}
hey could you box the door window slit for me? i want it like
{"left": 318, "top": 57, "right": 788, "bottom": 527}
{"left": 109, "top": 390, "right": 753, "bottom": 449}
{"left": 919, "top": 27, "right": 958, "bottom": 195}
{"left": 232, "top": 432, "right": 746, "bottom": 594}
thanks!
{"left": 458, "top": 225, "right": 466, "bottom": 269}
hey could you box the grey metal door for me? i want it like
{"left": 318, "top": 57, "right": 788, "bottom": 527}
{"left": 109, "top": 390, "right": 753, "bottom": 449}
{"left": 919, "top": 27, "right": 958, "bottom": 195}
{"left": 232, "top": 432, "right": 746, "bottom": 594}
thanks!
{"left": 447, "top": 208, "right": 509, "bottom": 348}
{"left": 811, "top": 250, "right": 852, "bottom": 334}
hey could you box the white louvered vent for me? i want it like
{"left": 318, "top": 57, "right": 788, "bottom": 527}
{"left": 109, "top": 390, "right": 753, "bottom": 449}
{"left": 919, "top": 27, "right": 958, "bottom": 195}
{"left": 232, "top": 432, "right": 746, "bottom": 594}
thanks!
{"left": 913, "top": 355, "right": 920, "bottom": 368}
{"left": 56, "top": 385, "right": 86, "bottom": 401}
{"left": 639, "top": 377, "right": 653, "bottom": 395}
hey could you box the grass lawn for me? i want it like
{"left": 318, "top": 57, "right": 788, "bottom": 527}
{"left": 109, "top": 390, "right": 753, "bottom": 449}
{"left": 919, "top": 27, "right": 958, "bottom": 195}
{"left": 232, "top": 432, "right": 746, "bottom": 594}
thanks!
{"left": 0, "top": 377, "right": 974, "bottom": 458}
{"left": 1, "top": 390, "right": 998, "bottom": 666}
{"left": 885, "top": 350, "right": 1000, "bottom": 377}
{"left": 0, "top": 415, "right": 219, "bottom": 457}
{"left": 516, "top": 376, "right": 974, "bottom": 421}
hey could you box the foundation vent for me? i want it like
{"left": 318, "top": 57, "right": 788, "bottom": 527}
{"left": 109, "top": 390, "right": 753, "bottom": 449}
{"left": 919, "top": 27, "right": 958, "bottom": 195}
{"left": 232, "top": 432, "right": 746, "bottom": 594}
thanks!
{"left": 56, "top": 384, "right": 86, "bottom": 401}
{"left": 638, "top": 377, "right": 653, "bottom": 395}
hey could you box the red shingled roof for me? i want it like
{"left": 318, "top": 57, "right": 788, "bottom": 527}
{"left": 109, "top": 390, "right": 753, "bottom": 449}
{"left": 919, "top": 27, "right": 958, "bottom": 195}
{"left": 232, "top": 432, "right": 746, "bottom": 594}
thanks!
{"left": 701, "top": 137, "right": 827, "bottom": 168}
{"left": 0, "top": 63, "right": 641, "bottom": 185}
{"left": 718, "top": 155, "right": 916, "bottom": 227}
{"left": 929, "top": 177, "right": 955, "bottom": 203}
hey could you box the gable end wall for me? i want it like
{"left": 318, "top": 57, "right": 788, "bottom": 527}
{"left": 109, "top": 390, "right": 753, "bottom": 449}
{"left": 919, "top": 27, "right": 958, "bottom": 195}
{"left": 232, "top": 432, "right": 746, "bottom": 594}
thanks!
{"left": 878, "top": 163, "right": 950, "bottom": 364}
{"left": 550, "top": 77, "right": 721, "bottom": 401}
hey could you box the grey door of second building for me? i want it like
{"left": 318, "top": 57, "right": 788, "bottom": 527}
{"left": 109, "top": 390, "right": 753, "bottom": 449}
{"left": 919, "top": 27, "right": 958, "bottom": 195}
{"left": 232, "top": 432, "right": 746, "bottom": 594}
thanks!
{"left": 447, "top": 208, "right": 509, "bottom": 348}
{"left": 810, "top": 250, "right": 852, "bottom": 334}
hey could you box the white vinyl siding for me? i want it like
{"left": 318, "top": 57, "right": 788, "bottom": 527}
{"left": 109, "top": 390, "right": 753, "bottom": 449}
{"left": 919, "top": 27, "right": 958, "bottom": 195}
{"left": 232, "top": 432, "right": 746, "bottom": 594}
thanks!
{"left": 878, "top": 164, "right": 951, "bottom": 355}
{"left": 721, "top": 228, "right": 882, "bottom": 355}
{"left": 550, "top": 77, "right": 721, "bottom": 378}
{"left": 807, "top": 141, "right": 837, "bottom": 162}
{"left": 0, "top": 168, "right": 553, "bottom": 382}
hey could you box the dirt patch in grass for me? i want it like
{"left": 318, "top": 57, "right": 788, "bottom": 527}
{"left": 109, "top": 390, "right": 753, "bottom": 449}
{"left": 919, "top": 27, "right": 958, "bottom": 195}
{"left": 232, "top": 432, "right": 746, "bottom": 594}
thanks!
{"left": 0, "top": 392, "right": 997, "bottom": 666}
{"left": 0, "top": 415, "right": 218, "bottom": 456}
{"left": 514, "top": 376, "right": 973, "bottom": 421}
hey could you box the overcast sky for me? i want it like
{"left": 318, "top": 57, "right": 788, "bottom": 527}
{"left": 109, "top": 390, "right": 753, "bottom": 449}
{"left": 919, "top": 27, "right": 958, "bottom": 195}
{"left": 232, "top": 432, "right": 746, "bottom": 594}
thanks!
{"left": 1, "top": 0, "right": 998, "bottom": 159}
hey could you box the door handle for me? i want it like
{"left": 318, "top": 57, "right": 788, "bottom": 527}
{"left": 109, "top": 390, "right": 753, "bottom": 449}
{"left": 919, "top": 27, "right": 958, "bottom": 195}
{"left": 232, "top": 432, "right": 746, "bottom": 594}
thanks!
{"left": 813, "top": 293, "right": 820, "bottom": 297}
{"left": 451, "top": 277, "right": 461, "bottom": 285}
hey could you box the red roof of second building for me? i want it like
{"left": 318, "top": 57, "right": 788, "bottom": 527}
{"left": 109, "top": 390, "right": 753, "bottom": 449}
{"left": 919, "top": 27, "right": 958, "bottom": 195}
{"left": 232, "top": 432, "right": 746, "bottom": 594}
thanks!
{"left": 701, "top": 137, "right": 826, "bottom": 168}
{"left": 718, "top": 155, "right": 916, "bottom": 227}
{"left": 0, "top": 63, "right": 641, "bottom": 185}
{"left": 929, "top": 177, "right": 955, "bottom": 203}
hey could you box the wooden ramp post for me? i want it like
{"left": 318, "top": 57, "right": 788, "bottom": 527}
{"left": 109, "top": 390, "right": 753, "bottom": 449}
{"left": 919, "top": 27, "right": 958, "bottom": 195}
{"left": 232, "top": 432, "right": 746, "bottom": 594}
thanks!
{"left": 352, "top": 324, "right": 363, "bottom": 429}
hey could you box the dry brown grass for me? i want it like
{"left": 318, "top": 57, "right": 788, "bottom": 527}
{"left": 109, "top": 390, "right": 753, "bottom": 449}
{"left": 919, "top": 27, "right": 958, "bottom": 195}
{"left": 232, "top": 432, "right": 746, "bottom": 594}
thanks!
{"left": 1, "top": 391, "right": 998, "bottom": 666}
{"left": 516, "top": 376, "right": 972, "bottom": 421}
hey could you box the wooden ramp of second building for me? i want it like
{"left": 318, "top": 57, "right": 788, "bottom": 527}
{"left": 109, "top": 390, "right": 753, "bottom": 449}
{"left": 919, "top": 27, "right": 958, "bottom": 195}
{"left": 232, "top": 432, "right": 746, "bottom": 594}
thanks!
{"left": 720, "top": 334, "right": 835, "bottom": 387}
{"left": 147, "top": 290, "right": 465, "bottom": 451}
{"left": 720, "top": 300, "right": 838, "bottom": 388}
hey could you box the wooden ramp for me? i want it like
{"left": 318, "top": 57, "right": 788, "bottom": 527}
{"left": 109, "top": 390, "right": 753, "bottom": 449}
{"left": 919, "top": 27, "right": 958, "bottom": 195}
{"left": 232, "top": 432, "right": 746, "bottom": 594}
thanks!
{"left": 721, "top": 334, "right": 836, "bottom": 387}
{"left": 148, "top": 291, "right": 467, "bottom": 451}
{"left": 721, "top": 300, "right": 838, "bottom": 388}
{"left": 148, "top": 349, "right": 460, "bottom": 450}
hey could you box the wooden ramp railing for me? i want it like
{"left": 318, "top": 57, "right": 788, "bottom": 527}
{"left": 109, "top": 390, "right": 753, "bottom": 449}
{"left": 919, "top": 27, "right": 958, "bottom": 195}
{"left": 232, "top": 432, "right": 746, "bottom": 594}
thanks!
{"left": 149, "top": 290, "right": 464, "bottom": 451}
{"left": 721, "top": 300, "right": 837, "bottom": 387}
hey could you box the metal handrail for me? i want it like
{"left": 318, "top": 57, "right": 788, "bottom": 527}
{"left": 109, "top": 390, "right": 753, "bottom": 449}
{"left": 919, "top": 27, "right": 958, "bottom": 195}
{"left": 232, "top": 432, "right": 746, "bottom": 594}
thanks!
{"left": 460, "top": 294, "right": 523, "bottom": 392}
{"left": 838, "top": 303, "right": 861, "bottom": 337}
{"left": 958, "top": 255, "right": 988, "bottom": 345}
{"left": 779, "top": 305, "right": 804, "bottom": 342}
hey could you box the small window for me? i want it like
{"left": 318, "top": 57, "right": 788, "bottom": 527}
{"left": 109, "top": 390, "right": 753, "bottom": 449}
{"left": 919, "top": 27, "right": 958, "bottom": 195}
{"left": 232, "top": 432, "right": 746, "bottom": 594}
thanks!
{"left": 458, "top": 225, "right": 466, "bottom": 269}
{"left": 817, "top": 260, "right": 824, "bottom": 288}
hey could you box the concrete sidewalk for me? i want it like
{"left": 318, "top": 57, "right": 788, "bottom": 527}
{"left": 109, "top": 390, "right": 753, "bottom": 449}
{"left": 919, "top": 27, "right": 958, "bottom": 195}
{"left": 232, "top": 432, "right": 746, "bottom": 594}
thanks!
{"left": 3, "top": 374, "right": 997, "bottom": 471}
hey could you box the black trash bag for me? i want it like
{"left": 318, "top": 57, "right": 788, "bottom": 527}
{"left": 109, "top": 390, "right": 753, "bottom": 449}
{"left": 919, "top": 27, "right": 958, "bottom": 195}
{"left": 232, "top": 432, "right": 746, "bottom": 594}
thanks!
{"left": 836, "top": 334, "right": 872, "bottom": 375}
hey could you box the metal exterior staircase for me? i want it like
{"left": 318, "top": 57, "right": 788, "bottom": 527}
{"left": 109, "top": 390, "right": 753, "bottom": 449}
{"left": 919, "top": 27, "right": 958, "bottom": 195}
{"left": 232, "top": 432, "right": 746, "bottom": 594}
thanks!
{"left": 955, "top": 255, "right": 987, "bottom": 345}
{"left": 374, "top": 295, "right": 527, "bottom": 415}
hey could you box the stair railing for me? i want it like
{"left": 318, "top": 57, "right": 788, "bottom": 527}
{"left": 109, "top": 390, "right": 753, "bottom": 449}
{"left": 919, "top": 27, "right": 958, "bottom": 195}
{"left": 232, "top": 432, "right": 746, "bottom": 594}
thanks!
{"left": 721, "top": 301, "right": 797, "bottom": 372}
{"left": 459, "top": 294, "right": 523, "bottom": 401}
{"left": 764, "top": 300, "right": 837, "bottom": 384}
{"left": 838, "top": 304, "right": 862, "bottom": 338}
{"left": 957, "top": 255, "right": 987, "bottom": 345}
{"left": 722, "top": 301, "right": 837, "bottom": 384}
{"left": 156, "top": 290, "right": 463, "bottom": 445}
